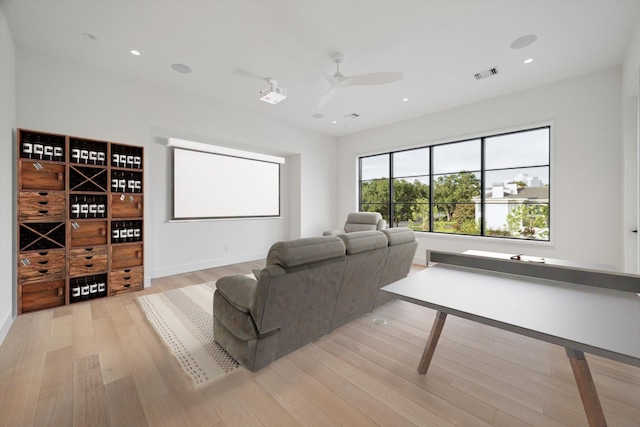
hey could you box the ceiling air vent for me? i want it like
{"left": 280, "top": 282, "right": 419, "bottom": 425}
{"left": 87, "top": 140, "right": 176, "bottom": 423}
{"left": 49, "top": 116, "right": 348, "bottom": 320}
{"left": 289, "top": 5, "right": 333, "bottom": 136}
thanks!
{"left": 474, "top": 67, "right": 499, "bottom": 80}
{"left": 344, "top": 113, "right": 360, "bottom": 119}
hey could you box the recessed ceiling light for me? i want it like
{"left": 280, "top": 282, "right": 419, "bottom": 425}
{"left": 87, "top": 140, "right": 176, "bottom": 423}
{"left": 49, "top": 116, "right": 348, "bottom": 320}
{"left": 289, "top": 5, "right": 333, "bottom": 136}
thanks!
{"left": 332, "top": 120, "right": 337, "bottom": 124}
{"left": 312, "top": 113, "right": 324, "bottom": 119}
{"left": 130, "top": 50, "right": 141, "bottom": 56}
{"left": 83, "top": 33, "right": 97, "bottom": 41}
{"left": 171, "top": 63, "right": 192, "bottom": 74}
{"left": 524, "top": 58, "right": 533, "bottom": 64}
{"left": 510, "top": 34, "right": 537, "bottom": 49}
{"left": 402, "top": 98, "right": 409, "bottom": 102}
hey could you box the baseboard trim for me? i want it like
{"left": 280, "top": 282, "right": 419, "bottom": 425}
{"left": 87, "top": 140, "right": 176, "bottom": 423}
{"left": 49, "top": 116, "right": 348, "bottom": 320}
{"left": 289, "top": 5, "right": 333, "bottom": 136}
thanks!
{"left": 151, "top": 252, "right": 266, "bottom": 280}
{"left": 0, "top": 309, "right": 14, "bottom": 346}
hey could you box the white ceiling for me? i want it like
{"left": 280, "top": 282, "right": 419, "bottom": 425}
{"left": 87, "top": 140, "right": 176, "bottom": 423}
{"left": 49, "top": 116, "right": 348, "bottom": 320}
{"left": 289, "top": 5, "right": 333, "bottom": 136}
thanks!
{"left": 2, "top": 0, "right": 639, "bottom": 138}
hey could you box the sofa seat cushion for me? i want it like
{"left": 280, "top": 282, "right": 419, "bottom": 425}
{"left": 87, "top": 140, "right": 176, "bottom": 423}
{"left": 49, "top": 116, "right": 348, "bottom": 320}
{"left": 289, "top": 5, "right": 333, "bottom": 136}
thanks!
{"left": 266, "top": 236, "right": 345, "bottom": 269}
{"left": 215, "top": 274, "right": 258, "bottom": 313}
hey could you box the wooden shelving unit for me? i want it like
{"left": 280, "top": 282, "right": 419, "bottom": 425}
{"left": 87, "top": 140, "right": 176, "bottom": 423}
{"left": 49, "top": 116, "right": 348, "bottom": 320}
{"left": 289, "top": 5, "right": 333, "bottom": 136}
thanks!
{"left": 16, "top": 128, "right": 144, "bottom": 314}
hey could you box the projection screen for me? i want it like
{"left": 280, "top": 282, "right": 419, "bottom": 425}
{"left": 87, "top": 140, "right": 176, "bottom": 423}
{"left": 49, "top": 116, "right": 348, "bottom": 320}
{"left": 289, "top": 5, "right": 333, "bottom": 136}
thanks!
{"left": 170, "top": 139, "right": 283, "bottom": 220}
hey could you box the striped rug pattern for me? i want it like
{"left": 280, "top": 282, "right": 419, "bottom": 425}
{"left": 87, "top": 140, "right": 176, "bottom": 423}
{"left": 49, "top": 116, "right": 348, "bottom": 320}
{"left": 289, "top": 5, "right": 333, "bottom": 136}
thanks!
{"left": 136, "top": 283, "right": 239, "bottom": 388}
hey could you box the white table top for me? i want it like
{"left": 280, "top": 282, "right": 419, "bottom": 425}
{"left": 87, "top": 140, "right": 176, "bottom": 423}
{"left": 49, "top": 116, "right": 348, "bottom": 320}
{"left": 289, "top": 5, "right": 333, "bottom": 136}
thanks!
{"left": 382, "top": 263, "right": 640, "bottom": 366}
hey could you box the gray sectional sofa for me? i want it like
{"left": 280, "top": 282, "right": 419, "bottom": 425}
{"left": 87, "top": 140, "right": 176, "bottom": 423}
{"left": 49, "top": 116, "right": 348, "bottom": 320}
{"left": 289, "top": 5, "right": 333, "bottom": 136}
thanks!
{"left": 213, "top": 227, "right": 418, "bottom": 372}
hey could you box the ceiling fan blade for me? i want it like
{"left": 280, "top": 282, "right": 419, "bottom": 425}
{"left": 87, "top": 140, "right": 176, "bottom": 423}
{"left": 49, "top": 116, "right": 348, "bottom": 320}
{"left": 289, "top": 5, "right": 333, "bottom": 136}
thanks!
{"left": 341, "top": 72, "right": 403, "bottom": 86}
{"left": 233, "top": 67, "right": 268, "bottom": 82}
{"left": 318, "top": 87, "right": 337, "bottom": 108}
{"left": 289, "top": 55, "right": 335, "bottom": 85}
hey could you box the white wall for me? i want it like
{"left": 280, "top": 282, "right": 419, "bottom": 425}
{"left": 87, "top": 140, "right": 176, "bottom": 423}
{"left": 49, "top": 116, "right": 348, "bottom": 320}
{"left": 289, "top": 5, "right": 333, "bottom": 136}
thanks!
{"left": 622, "top": 20, "right": 640, "bottom": 273}
{"left": 0, "top": 5, "right": 16, "bottom": 343}
{"left": 337, "top": 67, "right": 623, "bottom": 269}
{"left": 15, "top": 48, "right": 336, "bottom": 281}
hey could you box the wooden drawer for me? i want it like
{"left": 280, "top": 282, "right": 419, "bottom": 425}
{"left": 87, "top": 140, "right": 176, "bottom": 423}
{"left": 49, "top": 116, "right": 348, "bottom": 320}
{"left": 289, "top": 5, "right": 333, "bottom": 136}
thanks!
{"left": 20, "top": 279, "right": 65, "bottom": 313}
{"left": 69, "top": 246, "right": 108, "bottom": 276}
{"left": 20, "top": 161, "right": 65, "bottom": 191}
{"left": 70, "top": 221, "right": 107, "bottom": 247}
{"left": 111, "top": 194, "right": 143, "bottom": 218}
{"left": 110, "top": 266, "right": 144, "bottom": 296}
{"left": 111, "top": 244, "right": 143, "bottom": 269}
{"left": 19, "top": 192, "right": 66, "bottom": 221}
{"left": 18, "top": 250, "right": 66, "bottom": 284}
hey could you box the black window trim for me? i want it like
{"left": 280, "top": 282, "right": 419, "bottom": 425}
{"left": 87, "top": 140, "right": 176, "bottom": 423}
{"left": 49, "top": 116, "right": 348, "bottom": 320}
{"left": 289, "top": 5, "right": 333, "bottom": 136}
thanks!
{"left": 358, "top": 125, "right": 551, "bottom": 242}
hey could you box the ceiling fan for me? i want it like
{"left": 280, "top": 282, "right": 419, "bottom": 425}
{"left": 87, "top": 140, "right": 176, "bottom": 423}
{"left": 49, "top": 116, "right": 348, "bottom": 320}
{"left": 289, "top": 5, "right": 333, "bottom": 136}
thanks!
{"left": 316, "top": 52, "right": 403, "bottom": 108}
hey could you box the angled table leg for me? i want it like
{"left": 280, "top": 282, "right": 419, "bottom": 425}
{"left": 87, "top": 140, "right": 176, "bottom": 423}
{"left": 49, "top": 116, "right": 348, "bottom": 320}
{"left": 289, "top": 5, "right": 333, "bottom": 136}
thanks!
{"left": 418, "top": 311, "right": 447, "bottom": 374}
{"left": 566, "top": 348, "right": 608, "bottom": 427}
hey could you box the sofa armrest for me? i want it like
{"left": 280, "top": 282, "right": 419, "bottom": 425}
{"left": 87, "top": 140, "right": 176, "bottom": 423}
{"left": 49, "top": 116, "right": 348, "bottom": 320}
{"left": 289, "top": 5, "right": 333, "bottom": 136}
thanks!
{"left": 215, "top": 274, "right": 258, "bottom": 313}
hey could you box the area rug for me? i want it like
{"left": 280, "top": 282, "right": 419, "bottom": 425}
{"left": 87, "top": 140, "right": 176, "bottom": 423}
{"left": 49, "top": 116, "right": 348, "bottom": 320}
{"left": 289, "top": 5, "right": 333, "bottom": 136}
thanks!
{"left": 136, "top": 282, "right": 239, "bottom": 388}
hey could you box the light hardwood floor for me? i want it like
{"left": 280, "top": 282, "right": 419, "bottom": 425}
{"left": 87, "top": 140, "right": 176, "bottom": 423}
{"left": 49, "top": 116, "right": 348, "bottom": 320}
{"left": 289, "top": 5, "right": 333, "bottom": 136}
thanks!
{"left": 0, "top": 261, "right": 639, "bottom": 426}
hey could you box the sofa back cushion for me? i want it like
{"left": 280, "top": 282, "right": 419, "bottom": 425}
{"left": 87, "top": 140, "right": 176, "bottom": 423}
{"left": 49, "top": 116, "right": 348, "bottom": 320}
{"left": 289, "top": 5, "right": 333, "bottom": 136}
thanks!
{"left": 374, "top": 227, "right": 418, "bottom": 308}
{"left": 343, "top": 212, "right": 384, "bottom": 233}
{"left": 252, "top": 236, "right": 347, "bottom": 357}
{"left": 331, "top": 231, "right": 389, "bottom": 331}
{"left": 266, "top": 236, "right": 345, "bottom": 269}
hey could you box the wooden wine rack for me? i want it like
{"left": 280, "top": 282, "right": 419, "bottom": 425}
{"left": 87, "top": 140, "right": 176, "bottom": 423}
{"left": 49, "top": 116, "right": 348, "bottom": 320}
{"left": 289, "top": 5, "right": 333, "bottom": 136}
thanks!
{"left": 17, "top": 128, "right": 144, "bottom": 314}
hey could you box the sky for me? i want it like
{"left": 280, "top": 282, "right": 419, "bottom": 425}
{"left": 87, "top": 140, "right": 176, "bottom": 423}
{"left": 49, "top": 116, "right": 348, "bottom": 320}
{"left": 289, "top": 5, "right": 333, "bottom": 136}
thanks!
{"left": 360, "top": 127, "right": 549, "bottom": 186}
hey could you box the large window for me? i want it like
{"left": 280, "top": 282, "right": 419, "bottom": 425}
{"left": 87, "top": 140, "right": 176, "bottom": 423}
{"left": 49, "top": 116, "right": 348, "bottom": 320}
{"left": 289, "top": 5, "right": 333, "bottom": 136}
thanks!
{"left": 359, "top": 127, "right": 550, "bottom": 241}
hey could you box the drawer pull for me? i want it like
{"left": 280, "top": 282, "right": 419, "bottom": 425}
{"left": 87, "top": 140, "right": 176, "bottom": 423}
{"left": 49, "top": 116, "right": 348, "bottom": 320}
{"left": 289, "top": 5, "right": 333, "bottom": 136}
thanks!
{"left": 38, "top": 210, "right": 49, "bottom": 215}
{"left": 85, "top": 264, "right": 94, "bottom": 268}
{"left": 57, "top": 172, "right": 63, "bottom": 181}
{"left": 38, "top": 201, "right": 49, "bottom": 205}
{"left": 85, "top": 248, "right": 94, "bottom": 252}
{"left": 136, "top": 250, "right": 142, "bottom": 258}
{"left": 39, "top": 252, "right": 48, "bottom": 256}
{"left": 38, "top": 192, "right": 49, "bottom": 196}
{"left": 124, "top": 269, "right": 131, "bottom": 273}
{"left": 123, "top": 276, "right": 131, "bottom": 280}
{"left": 124, "top": 284, "right": 131, "bottom": 288}
{"left": 57, "top": 288, "right": 63, "bottom": 297}
{"left": 100, "top": 228, "right": 106, "bottom": 237}
{"left": 38, "top": 260, "right": 48, "bottom": 265}
{"left": 85, "top": 256, "right": 94, "bottom": 260}
{"left": 38, "top": 269, "right": 48, "bottom": 274}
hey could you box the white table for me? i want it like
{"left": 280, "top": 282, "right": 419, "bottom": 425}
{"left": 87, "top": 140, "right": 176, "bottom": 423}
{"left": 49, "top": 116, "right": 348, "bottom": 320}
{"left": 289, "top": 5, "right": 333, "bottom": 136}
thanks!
{"left": 381, "top": 251, "right": 640, "bottom": 427}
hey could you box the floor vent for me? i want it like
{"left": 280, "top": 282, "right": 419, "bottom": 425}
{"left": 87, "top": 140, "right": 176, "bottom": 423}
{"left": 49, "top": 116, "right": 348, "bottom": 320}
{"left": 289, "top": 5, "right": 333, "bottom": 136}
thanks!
{"left": 474, "top": 67, "right": 499, "bottom": 80}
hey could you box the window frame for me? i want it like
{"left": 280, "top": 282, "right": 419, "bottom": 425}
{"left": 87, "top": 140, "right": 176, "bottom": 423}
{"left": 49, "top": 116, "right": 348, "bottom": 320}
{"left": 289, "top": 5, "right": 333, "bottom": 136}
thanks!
{"left": 358, "top": 125, "right": 552, "bottom": 242}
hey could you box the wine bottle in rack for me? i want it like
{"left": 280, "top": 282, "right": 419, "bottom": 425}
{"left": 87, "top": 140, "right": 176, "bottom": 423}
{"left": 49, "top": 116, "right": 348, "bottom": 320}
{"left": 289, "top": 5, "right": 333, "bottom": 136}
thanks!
{"left": 112, "top": 222, "right": 119, "bottom": 244}
{"left": 127, "top": 174, "right": 136, "bottom": 193}
{"left": 89, "top": 196, "right": 98, "bottom": 218}
{"left": 118, "top": 173, "right": 126, "bottom": 193}
{"left": 71, "top": 196, "right": 80, "bottom": 219}
{"left": 134, "top": 149, "right": 141, "bottom": 169}
{"left": 134, "top": 222, "right": 141, "bottom": 241}
{"left": 89, "top": 276, "right": 98, "bottom": 299}
{"left": 80, "top": 141, "right": 89, "bottom": 164}
{"left": 71, "top": 279, "right": 81, "bottom": 303}
{"left": 54, "top": 145, "right": 63, "bottom": 162}
{"left": 80, "top": 196, "right": 89, "bottom": 218}
{"left": 127, "top": 147, "right": 134, "bottom": 169}
{"left": 80, "top": 277, "right": 90, "bottom": 301}
{"left": 97, "top": 199, "right": 106, "bottom": 218}
{"left": 127, "top": 222, "right": 134, "bottom": 242}
{"left": 97, "top": 278, "right": 106, "bottom": 297}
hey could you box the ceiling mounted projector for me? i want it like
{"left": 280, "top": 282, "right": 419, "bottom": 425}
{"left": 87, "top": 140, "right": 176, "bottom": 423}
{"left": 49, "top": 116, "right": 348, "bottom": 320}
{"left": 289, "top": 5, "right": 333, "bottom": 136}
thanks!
{"left": 259, "top": 78, "right": 287, "bottom": 104}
